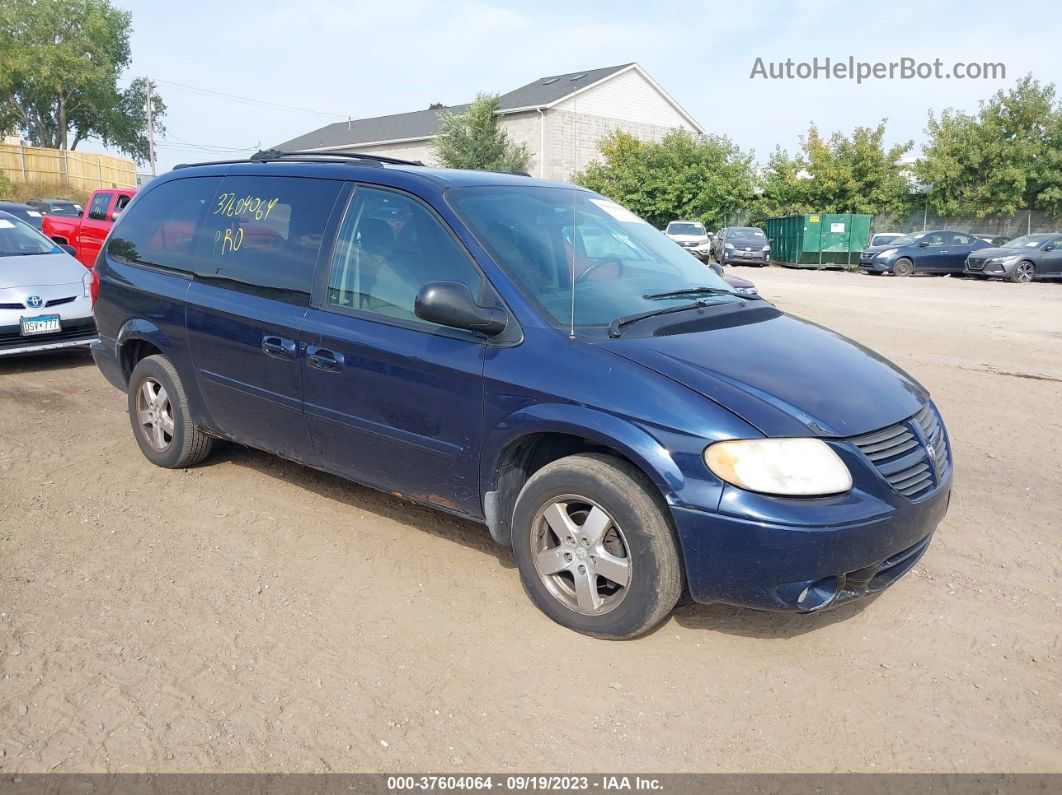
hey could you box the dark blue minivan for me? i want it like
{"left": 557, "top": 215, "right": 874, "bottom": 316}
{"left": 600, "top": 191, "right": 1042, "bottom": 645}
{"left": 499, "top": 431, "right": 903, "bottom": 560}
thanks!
{"left": 91, "top": 152, "right": 952, "bottom": 638}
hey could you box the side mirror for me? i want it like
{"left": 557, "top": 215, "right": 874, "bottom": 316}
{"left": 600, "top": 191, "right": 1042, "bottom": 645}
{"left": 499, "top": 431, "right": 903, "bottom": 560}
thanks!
{"left": 1044, "top": 244, "right": 1055, "bottom": 252}
{"left": 415, "top": 281, "right": 507, "bottom": 336}
{"left": 917, "top": 241, "right": 930, "bottom": 248}
{"left": 709, "top": 262, "right": 724, "bottom": 276}
{"left": 59, "top": 244, "right": 77, "bottom": 257}
{"left": 111, "top": 209, "right": 123, "bottom": 221}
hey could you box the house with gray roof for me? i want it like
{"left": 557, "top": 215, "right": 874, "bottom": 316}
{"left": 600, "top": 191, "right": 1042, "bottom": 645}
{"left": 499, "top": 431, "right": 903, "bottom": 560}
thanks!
{"left": 274, "top": 63, "right": 703, "bottom": 182}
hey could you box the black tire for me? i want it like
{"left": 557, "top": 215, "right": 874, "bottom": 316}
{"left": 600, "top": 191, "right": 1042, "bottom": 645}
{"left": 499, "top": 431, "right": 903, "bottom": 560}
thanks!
{"left": 511, "top": 453, "right": 683, "bottom": 640}
{"left": 892, "top": 258, "right": 914, "bottom": 277}
{"left": 864, "top": 270, "right": 883, "bottom": 276}
{"left": 1008, "top": 260, "right": 1035, "bottom": 283}
{"left": 127, "top": 354, "right": 213, "bottom": 468}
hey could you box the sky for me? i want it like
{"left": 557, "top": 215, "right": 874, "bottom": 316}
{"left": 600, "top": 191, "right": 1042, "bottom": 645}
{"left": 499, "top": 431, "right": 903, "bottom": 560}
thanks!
{"left": 88, "top": 0, "right": 1062, "bottom": 175}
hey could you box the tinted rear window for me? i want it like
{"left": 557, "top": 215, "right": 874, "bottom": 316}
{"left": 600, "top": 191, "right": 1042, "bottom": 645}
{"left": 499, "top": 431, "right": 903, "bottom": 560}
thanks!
{"left": 194, "top": 175, "right": 343, "bottom": 306}
{"left": 108, "top": 177, "right": 222, "bottom": 273}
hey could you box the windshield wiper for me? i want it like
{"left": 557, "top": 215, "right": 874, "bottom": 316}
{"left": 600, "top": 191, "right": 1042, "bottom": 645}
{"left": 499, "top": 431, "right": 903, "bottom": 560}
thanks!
{"left": 608, "top": 299, "right": 713, "bottom": 338}
{"left": 643, "top": 286, "right": 752, "bottom": 300}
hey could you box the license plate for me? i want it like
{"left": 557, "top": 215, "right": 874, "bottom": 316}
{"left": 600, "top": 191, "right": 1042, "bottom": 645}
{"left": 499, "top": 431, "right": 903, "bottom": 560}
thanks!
{"left": 20, "top": 314, "right": 61, "bottom": 336}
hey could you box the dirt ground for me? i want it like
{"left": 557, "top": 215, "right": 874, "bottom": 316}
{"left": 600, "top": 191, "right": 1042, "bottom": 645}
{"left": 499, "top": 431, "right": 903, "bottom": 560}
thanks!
{"left": 1, "top": 267, "right": 1060, "bottom": 773}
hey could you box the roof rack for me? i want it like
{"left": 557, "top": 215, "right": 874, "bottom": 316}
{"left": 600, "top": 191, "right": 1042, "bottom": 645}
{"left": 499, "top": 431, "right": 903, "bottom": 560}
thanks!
{"left": 173, "top": 149, "right": 425, "bottom": 170}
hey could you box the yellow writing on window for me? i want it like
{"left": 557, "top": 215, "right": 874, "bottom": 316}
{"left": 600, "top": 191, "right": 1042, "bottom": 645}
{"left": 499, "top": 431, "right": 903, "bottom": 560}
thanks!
{"left": 213, "top": 192, "right": 280, "bottom": 221}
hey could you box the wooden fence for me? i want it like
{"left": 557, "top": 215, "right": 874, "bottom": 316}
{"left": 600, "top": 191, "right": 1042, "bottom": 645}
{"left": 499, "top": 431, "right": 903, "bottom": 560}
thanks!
{"left": 0, "top": 142, "right": 137, "bottom": 191}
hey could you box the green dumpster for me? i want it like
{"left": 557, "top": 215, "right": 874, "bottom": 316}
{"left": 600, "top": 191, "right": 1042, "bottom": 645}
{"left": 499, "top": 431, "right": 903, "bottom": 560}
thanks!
{"left": 766, "top": 213, "right": 872, "bottom": 268}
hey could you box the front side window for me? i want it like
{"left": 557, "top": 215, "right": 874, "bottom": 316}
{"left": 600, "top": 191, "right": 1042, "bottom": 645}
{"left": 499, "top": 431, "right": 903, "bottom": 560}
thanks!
{"left": 326, "top": 186, "right": 482, "bottom": 323}
{"left": 108, "top": 177, "right": 222, "bottom": 274}
{"left": 88, "top": 192, "right": 113, "bottom": 221}
{"left": 448, "top": 186, "right": 734, "bottom": 329}
{"left": 195, "top": 175, "right": 343, "bottom": 306}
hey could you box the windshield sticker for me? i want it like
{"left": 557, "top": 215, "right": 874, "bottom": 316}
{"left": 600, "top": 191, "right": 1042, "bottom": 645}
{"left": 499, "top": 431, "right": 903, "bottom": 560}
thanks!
{"left": 590, "top": 198, "right": 646, "bottom": 225}
{"left": 0, "top": 219, "right": 15, "bottom": 228}
{"left": 26, "top": 210, "right": 42, "bottom": 217}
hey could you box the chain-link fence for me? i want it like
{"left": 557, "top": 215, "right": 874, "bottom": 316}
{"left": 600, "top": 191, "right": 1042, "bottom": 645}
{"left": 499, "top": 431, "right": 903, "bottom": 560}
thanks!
{"left": 718, "top": 207, "right": 1060, "bottom": 242}
{"left": 869, "top": 208, "right": 1060, "bottom": 238}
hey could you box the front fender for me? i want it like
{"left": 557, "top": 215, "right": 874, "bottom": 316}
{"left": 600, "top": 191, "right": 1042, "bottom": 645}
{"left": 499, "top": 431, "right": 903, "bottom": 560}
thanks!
{"left": 484, "top": 403, "right": 687, "bottom": 501}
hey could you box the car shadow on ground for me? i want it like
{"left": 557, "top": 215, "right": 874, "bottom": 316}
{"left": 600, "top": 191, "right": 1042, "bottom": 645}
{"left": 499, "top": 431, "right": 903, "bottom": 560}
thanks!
{"left": 0, "top": 348, "right": 95, "bottom": 375}
{"left": 210, "top": 441, "right": 519, "bottom": 571}
{"left": 205, "top": 442, "right": 873, "bottom": 640}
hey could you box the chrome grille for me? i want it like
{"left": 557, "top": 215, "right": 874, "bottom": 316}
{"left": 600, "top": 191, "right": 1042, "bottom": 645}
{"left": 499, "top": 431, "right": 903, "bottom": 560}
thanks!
{"left": 849, "top": 403, "right": 949, "bottom": 498}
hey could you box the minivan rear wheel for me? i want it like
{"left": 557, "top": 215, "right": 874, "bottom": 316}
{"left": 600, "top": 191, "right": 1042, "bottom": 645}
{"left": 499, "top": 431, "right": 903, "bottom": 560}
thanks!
{"left": 127, "top": 355, "right": 213, "bottom": 468}
{"left": 511, "top": 453, "right": 683, "bottom": 639}
{"left": 892, "top": 258, "right": 914, "bottom": 277}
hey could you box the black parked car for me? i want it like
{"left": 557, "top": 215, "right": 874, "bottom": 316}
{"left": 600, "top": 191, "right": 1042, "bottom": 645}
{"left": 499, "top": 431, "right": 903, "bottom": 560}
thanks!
{"left": 26, "top": 198, "right": 83, "bottom": 217}
{"left": 964, "top": 233, "right": 1062, "bottom": 282}
{"left": 712, "top": 226, "right": 770, "bottom": 266}
{"left": 0, "top": 201, "right": 46, "bottom": 230}
{"left": 858, "top": 230, "right": 990, "bottom": 276}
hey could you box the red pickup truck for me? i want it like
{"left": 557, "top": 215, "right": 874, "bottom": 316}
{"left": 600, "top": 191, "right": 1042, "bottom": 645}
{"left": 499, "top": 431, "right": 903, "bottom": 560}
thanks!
{"left": 43, "top": 188, "right": 136, "bottom": 268}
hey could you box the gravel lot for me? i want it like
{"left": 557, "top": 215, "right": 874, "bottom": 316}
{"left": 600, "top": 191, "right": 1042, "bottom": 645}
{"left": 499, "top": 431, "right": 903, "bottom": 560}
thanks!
{"left": 1, "top": 266, "right": 1060, "bottom": 773}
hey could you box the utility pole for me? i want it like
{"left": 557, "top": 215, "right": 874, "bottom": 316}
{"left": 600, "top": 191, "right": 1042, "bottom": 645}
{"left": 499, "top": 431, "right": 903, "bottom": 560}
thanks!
{"left": 145, "top": 80, "right": 157, "bottom": 176}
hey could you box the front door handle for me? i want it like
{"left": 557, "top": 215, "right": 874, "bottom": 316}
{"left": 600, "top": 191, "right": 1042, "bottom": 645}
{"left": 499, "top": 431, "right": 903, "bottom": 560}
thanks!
{"left": 262, "top": 335, "right": 297, "bottom": 360}
{"left": 307, "top": 345, "right": 343, "bottom": 372}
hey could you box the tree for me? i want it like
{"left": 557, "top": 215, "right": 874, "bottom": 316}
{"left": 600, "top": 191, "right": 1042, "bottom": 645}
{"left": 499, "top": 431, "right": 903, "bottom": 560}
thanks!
{"left": 574, "top": 130, "right": 757, "bottom": 229}
{"left": 0, "top": 0, "right": 164, "bottom": 163}
{"left": 759, "top": 122, "right": 913, "bottom": 217}
{"left": 915, "top": 75, "right": 1062, "bottom": 217}
{"left": 432, "top": 94, "right": 531, "bottom": 172}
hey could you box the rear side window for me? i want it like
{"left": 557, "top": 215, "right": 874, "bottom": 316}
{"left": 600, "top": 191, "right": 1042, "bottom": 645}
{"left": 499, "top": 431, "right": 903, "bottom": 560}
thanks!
{"left": 88, "top": 192, "right": 113, "bottom": 221}
{"left": 107, "top": 177, "right": 222, "bottom": 274}
{"left": 194, "top": 176, "right": 343, "bottom": 306}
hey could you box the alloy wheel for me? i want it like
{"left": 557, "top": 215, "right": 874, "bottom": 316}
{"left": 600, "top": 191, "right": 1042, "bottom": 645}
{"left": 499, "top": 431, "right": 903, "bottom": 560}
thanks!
{"left": 1015, "top": 262, "right": 1034, "bottom": 283}
{"left": 531, "top": 495, "right": 632, "bottom": 616}
{"left": 135, "top": 377, "right": 175, "bottom": 452}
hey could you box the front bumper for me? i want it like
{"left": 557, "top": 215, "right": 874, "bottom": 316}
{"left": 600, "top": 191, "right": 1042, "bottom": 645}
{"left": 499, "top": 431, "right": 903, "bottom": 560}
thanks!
{"left": 722, "top": 250, "right": 768, "bottom": 264}
{"left": 0, "top": 317, "right": 97, "bottom": 357}
{"left": 859, "top": 257, "right": 891, "bottom": 272}
{"left": 671, "top": 477, "right": 951, "bottom": 611}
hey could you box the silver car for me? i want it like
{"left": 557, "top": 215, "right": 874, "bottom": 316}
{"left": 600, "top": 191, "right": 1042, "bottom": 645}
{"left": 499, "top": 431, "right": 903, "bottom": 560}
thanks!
{"left": 0, "top": 210, "right": 98, "bottom": 357}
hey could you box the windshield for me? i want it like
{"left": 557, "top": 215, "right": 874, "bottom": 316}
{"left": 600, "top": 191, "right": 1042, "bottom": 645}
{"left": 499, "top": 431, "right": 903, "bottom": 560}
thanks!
{"left": 888, "top": 232, "right": 928, "bottom": 247}
{"left": 729, "top": 227, "right": 767, "bottom": 240}
{"left": 666, "top": 222, "right": 705, "bottom": 236}
{"left": 48, "top": 203, "right": 81, "bottom": 216}
{"left": 870, "top": 234, "right": 898, "bottom": 246}
{"left": 448, "top": 186, "right": 734, "bottom": 329}
{"left": 1001, "top": 234, "right": 1052, "bottom": 249}
{"left": 0, "top": 214, "right": 62, "bottom": 257}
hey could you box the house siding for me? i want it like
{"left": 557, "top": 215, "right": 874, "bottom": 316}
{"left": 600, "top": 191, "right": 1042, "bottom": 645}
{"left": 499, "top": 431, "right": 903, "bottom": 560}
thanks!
{"left": 553, "top": 68, "right": 697, "bottom": 130}
{"left": 539, "top": 110, "right": 680, "bottom": 183}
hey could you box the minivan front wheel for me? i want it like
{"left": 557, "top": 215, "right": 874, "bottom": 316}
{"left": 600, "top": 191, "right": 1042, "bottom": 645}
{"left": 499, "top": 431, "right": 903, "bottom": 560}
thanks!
{"left": 892, "top": 258, "right": 914, "bottom": 277}
{"left": 127, "top": 355, "right": 213, "bottom": 468}
{"left": 511, "top": 454, "right": 683, "bottom": 639}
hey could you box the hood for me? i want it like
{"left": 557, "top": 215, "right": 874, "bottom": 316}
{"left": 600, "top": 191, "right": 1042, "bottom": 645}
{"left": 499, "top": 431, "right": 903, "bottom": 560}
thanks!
{"left": 0, "top": 251, "right": 87, "bottom": 290}
{"left": 726, "top": 237, "right": 767, "bottom": 249}
{"left": 969, "top": 246, "right": 1030, "bottom": 259}
{"left": 723, "top": 273, "right": 755, "bottom": 289}
{"left": 668, "top": 234, "right": 710, "bottom": 244}
{"left": 596, "top": 309, "right": 927, "bottom": 438}
{"left": 861, "top": 243, "right": 895, "bottom": 254}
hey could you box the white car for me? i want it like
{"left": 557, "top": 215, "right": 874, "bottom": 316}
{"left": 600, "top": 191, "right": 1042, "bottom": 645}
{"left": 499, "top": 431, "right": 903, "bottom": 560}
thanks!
{"left": 0, "top": 211, "right": 98, "bottom": 357}
{"left": 665, "top": 220, "right": 713, "bottom": 261}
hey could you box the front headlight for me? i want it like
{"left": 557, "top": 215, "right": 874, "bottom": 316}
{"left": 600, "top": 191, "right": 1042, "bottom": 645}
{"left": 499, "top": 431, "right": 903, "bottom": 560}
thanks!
{"left": 762, "top": 245, "right": 771, "bottom": 252}
{"left": 704, "top": 438, "right": 852, "bottom": 496}
{"left": 82, "top": 269, "right": 93, "bottom": 297}
{"left": 724, "top": 242, "right": 734, "bottom": 250}
{"left": 876, "top": 248, "right": 897, "bottom": 259}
